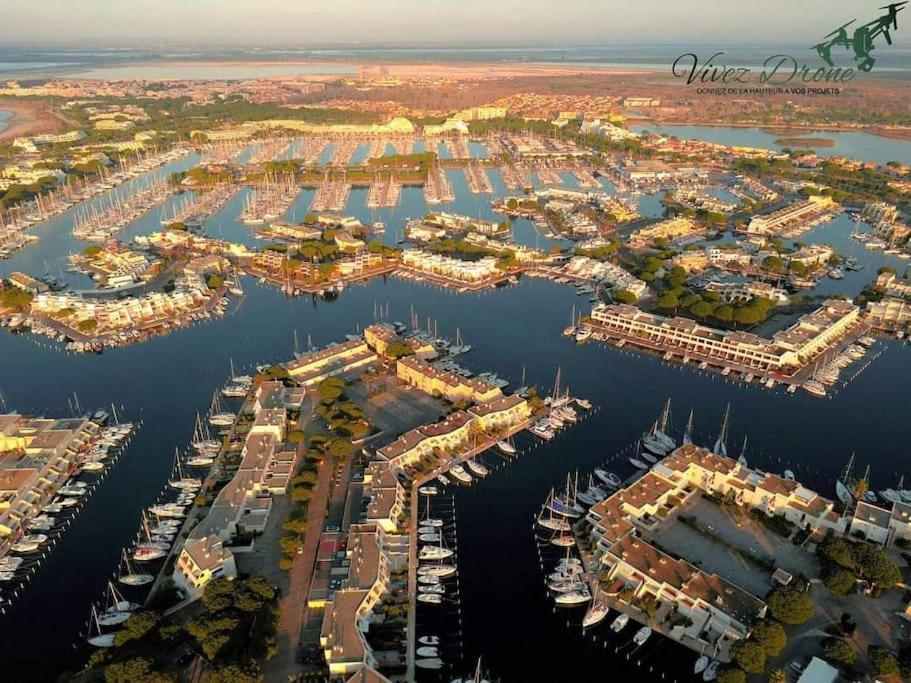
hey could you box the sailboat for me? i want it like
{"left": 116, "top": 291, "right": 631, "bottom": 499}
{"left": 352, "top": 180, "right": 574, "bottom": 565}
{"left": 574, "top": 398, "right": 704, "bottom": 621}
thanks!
{"left": 497, "top": 436, "right": 517, "bottom": 455}
{"left": 835, "top": 453, "right": 855, "bottom": 505}
{"left": 563, "top": 305, "right": 577, "bottom": 337}
{"left": 713, "top": 404, "right": 731, "bottom": 457}
{"left": 682, "top": 409, "right": 694, "bottom": 446}
{"left": 169, "top": 450, "right": 202, "bottom": 491}
{"left": 737, "top": 435, "right": 749, "bottom": 467}
{"left": 119, "top": 549, "right": 154, "bottom": 586}
{"left": 208, "top": 390, "right": 235, "bottom": 427}
{"left": 538, "top": 491, "right": 572, "bottom": 531}
{"left": 582, "top": 600, "right": 610, "bottom": 628}
{"left": 97, "top": 582, "right": 139, "bottom": 626}
{"left": 87, "top": 606, "right": 116, "bottom": 648}
{"left": 642, "top": 399, "right": 675, "bottom": 455}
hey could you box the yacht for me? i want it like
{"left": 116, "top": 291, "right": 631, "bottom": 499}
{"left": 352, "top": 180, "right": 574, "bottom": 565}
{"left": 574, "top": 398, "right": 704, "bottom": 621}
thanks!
{"left": 703, "top": 660, "right": 720, "bottom": 681}
{"left": 610, "top": 613, "right": 629, "bottom": 632}
{"left": 449, "top": 465, "right": 472, "bottom": 485}
{"left": 419, "top": 545, "right": 454, "bottom": 561}
{"left": 594, "top": 469, "right": 621, "bottom": 488}
{"left": 551, "top": 534, "right": 575, "bottom": 547}
{"left": 0, "top": 556, "right": 23, "bottom": 572}
{"left": 633, "top": 626, "right": 652, "bottom": 646}
{"left": 12, "top": 534, "right": 47, "bottom": 553}
{"left": 417, "top": 593, "right": 443, "bottom": 604}
{"left": 133, "top": 545, "right": 166, "bottom": 562}
{"left": 417, "top": 564, "right": 457, "bottom": 579}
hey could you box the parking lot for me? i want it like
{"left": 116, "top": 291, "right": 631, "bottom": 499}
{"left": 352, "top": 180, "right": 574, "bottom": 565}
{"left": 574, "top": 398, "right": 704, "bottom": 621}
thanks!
{"left": 653, "top": 496, "right": 819, "bottom": 597}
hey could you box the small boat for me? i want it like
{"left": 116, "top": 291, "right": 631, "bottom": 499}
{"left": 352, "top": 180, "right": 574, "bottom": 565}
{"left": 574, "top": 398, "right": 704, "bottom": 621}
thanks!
{"left": 633, "top": 626, "right": 652, "bottom": 645}
{"left": 497, "top": 440, "right": 517, "bottom": 455}
{"left": 133, "top": 546, "right": 166, "bottom": 562}
{"left": 0, "top": 557, "right": 23, "bottom": 572}
{"left": 418, "top": 593, "right": 442, "bottom": 604}
{"left": 583, "top": 602, "right": 610, "bottom": 628}
{"left": 694, "top": 656, "right": 710, "bottom": 674}
{"left": 703, "top": 660, "right": 720, "bottom": 681}
{"left": 419, "top": 533, "right": 441, "bottom": 543}
{"left": 610, "top": 613, "right": 629, "bottom": 632}
{"left": 628, "top": 457, "right": 649, "bottom": 470}
{"left": 417, "top": 564, "right": 457, "bottom": 578}
{"left": 119, "top": 550, "right": 154, "bottom": 587}
{"left": 551, "top": 535, "right": 575, "bottom": 547}
{"left": 419, "top": 584, "right": 445, "bottom": 595}
{"left": 87, "top": 607, "right": 115, "bottom": 648}
{"left": 415, "top": 658, "right": 443, "bottom": 670}
{"left": 465, "top": 459, "right": 488, "bottom": 478}
{"left": 416, "top": 646, "right": 440, "bottom": 657}
{"left": 418, "top": 636, "right": 440, "bottom": 646}
{"left": 449, "top": 465, "right": 472, "bottom": 484}
{"left": 436, "top": 474, "right": 450, "bottom": 486}
{"left": 784, "top": 470, "right": 795, "bottom": 481}
{"left": 594, "top": 469, "right": 621, "bottom": 488}
{"left": 12, "top": 534, "right": 48, "bottom": 553}
{"left": 418, "top": 574, "right": 441, "bottom": 585}
{"left": 555, "top": 589, "right": 591, "bottom": 606}
{"left": 418, "top": 486, "right": 438, "bottom": 496}
{"left": 419, "top": 546, "right": 454, "bottom": 561}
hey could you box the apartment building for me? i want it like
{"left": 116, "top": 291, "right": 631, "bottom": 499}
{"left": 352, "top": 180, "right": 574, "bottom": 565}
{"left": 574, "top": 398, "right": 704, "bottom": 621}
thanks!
{"left": 746, "top": 196, "right": 835, "bottom": 236}
{"left": 401, "top": 249, "right": 500, "bottom": 284}
{"left": 285, "top": 339, "right": 378, "bottom": 386}
{"left": 395, "top": 356, "right": 502, "bottom": 405}
{"left": 628, "top": 217, "right": 703, "bottom": 249}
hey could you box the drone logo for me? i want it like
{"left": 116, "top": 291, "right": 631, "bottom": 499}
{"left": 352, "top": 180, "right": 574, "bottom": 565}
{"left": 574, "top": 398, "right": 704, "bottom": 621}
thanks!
{"left": 814, "top": 2, "right": 905, "bottom": 72}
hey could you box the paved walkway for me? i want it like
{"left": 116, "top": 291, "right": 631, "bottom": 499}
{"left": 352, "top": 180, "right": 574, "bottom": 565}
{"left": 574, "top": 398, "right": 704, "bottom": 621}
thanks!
{"left": 265, "top": 450, "right": 334, "bottom": 681}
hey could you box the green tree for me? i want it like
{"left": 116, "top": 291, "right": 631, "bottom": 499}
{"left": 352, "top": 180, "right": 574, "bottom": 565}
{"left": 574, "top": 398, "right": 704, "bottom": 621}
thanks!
{"left": 823, "top": 567, "right": 856, "bottom": 596}
{"left": 385, "top": 340, "right": 415, "bottom": 359}
{"left": 767, "top": 587, "right": 814, "bottom": 625}
{"left": 751, "top": 620, "right": 787, "bottom": 657}
{"left": 731, "top": 639, "right": 766, "bottom": 674}
{"left": 869, "top": 646, "right": 900, "bottom": 675}
{"left": 768, "top": 669, "right": 787, "bottom": 683}
{"left": 819, "top": 536, "right": 855, "bottom": 570}
{"left": 656, "top": 292, "right": 679, "bottom": 311}
{"left": 103, "top": 657, "right": 173, "bottom": 683}
{"left": 823, "top": 638, "right": 856, "bottom": 665}
{"left": 716, "top": 667, "right": 746, "bottom": 683}
{"left": 613, "top": 289, "right": 637, "bottom": 304}
{"left": 714, "top": 305, "right": 735, "bottom": 323}
{"left": 850, "top": 542, "right": 902, "bottom": 588}
{"left": 113, "top": 610, "right": 161, "bottom": 647}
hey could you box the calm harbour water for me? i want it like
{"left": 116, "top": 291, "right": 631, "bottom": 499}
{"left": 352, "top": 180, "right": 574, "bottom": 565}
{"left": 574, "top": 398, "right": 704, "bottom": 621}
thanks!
{"left": 630, "top": 124, "right": 911, "bottom": 166}
{"left": 1, "top": 139, "right": 911, "bottom": 680}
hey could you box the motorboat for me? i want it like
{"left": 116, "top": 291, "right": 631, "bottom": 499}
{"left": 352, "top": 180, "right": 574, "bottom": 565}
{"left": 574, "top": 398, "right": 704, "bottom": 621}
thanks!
{"left": 0, "top": 556, "right": 23, "bottom": 572}
{"left": 419, "top": 584, "right": 445, "bottom": 595}
{"left": 416, "top": 646, "right": 440, "bottom": 657}
{"left": 610, "top": 613, "right": 629, "bottom": 632}
{"left": 58, "top": 484, "right": 88, "bottom": 497}
{"left": 633, "top": 626, "right": 652, "bottom": 646}
{"left": 784, "top": 470, "right": 795, "bottom": 481}
{"left": 417, "top": 564, "right": 457, "bottom": 579}
{"left": 703, "top": 660, "right": 720, "bottom": 681}
{"left": 628, "top": 457, "right": 649, "bottom": 470}
{"left": 694, "top": 656, "right": 710, "bottom": 674}
{"left": 419, "top": 533, "right": 441, "bottom": 543}
{"left": 418, "top": 575, "right": 441, "bottom": 585}
{"left": 437, "top": 474, "right": 450, "bottom": 486}
{"left": 594, "top": 469, "right": 621, "bottom": 488}
{"left": 449, "top": 465, "right": 472, "bottom": 484}
{"left": 583, "top": 602, "right": 610, "bottom": 628}
{"left": 415, "top": 658, "right": 443, "bottom": 669}
{"left": 419, "top": 546, "right": 454, "bottom": 561}
{"left": 418, "top": 636, "right": 440, "bottom": 646}
{"left": 417, "top": 593, "right": 442, "bottom": 604}
{"left": 12, "top": 534, "right": 47, "bottom": 553}
{"left": 418, "top": 486, "right": 438, "bottom": 496}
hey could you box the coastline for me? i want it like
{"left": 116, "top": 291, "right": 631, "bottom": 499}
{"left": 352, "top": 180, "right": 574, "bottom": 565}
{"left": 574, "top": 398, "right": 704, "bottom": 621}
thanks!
{"left": 0, "top": 99, "right": 66, "bottom": 143}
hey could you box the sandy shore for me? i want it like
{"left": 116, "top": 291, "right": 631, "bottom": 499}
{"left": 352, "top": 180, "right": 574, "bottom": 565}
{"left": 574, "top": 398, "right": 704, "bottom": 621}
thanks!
{"left": 0, "top": 99, "right": 66, "bottom": 142}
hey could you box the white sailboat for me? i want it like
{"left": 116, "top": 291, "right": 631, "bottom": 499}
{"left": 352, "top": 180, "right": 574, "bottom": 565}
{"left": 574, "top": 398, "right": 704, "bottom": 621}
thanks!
{"left": 713, "top": 403, "right": 731, "bottom": 457}
{"left": 87, "top": 606, "right": 116, "bottom": 648}
{"left": 119, "top": 549, "right": 154, "bottom": 587}
{"left": 682, "top": 409, "right": 694, "bottom": 446}
{"left": 208, "top": 390, "right": 236, "bottom": 427}
{"left": 835, "top": 453, "right": 855, "bottom": 505}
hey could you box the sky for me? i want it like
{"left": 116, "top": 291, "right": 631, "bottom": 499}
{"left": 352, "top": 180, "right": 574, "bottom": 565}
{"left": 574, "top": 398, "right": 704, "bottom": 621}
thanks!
{"left": 1, "top": 0, "right": 909, "bottom": 46}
